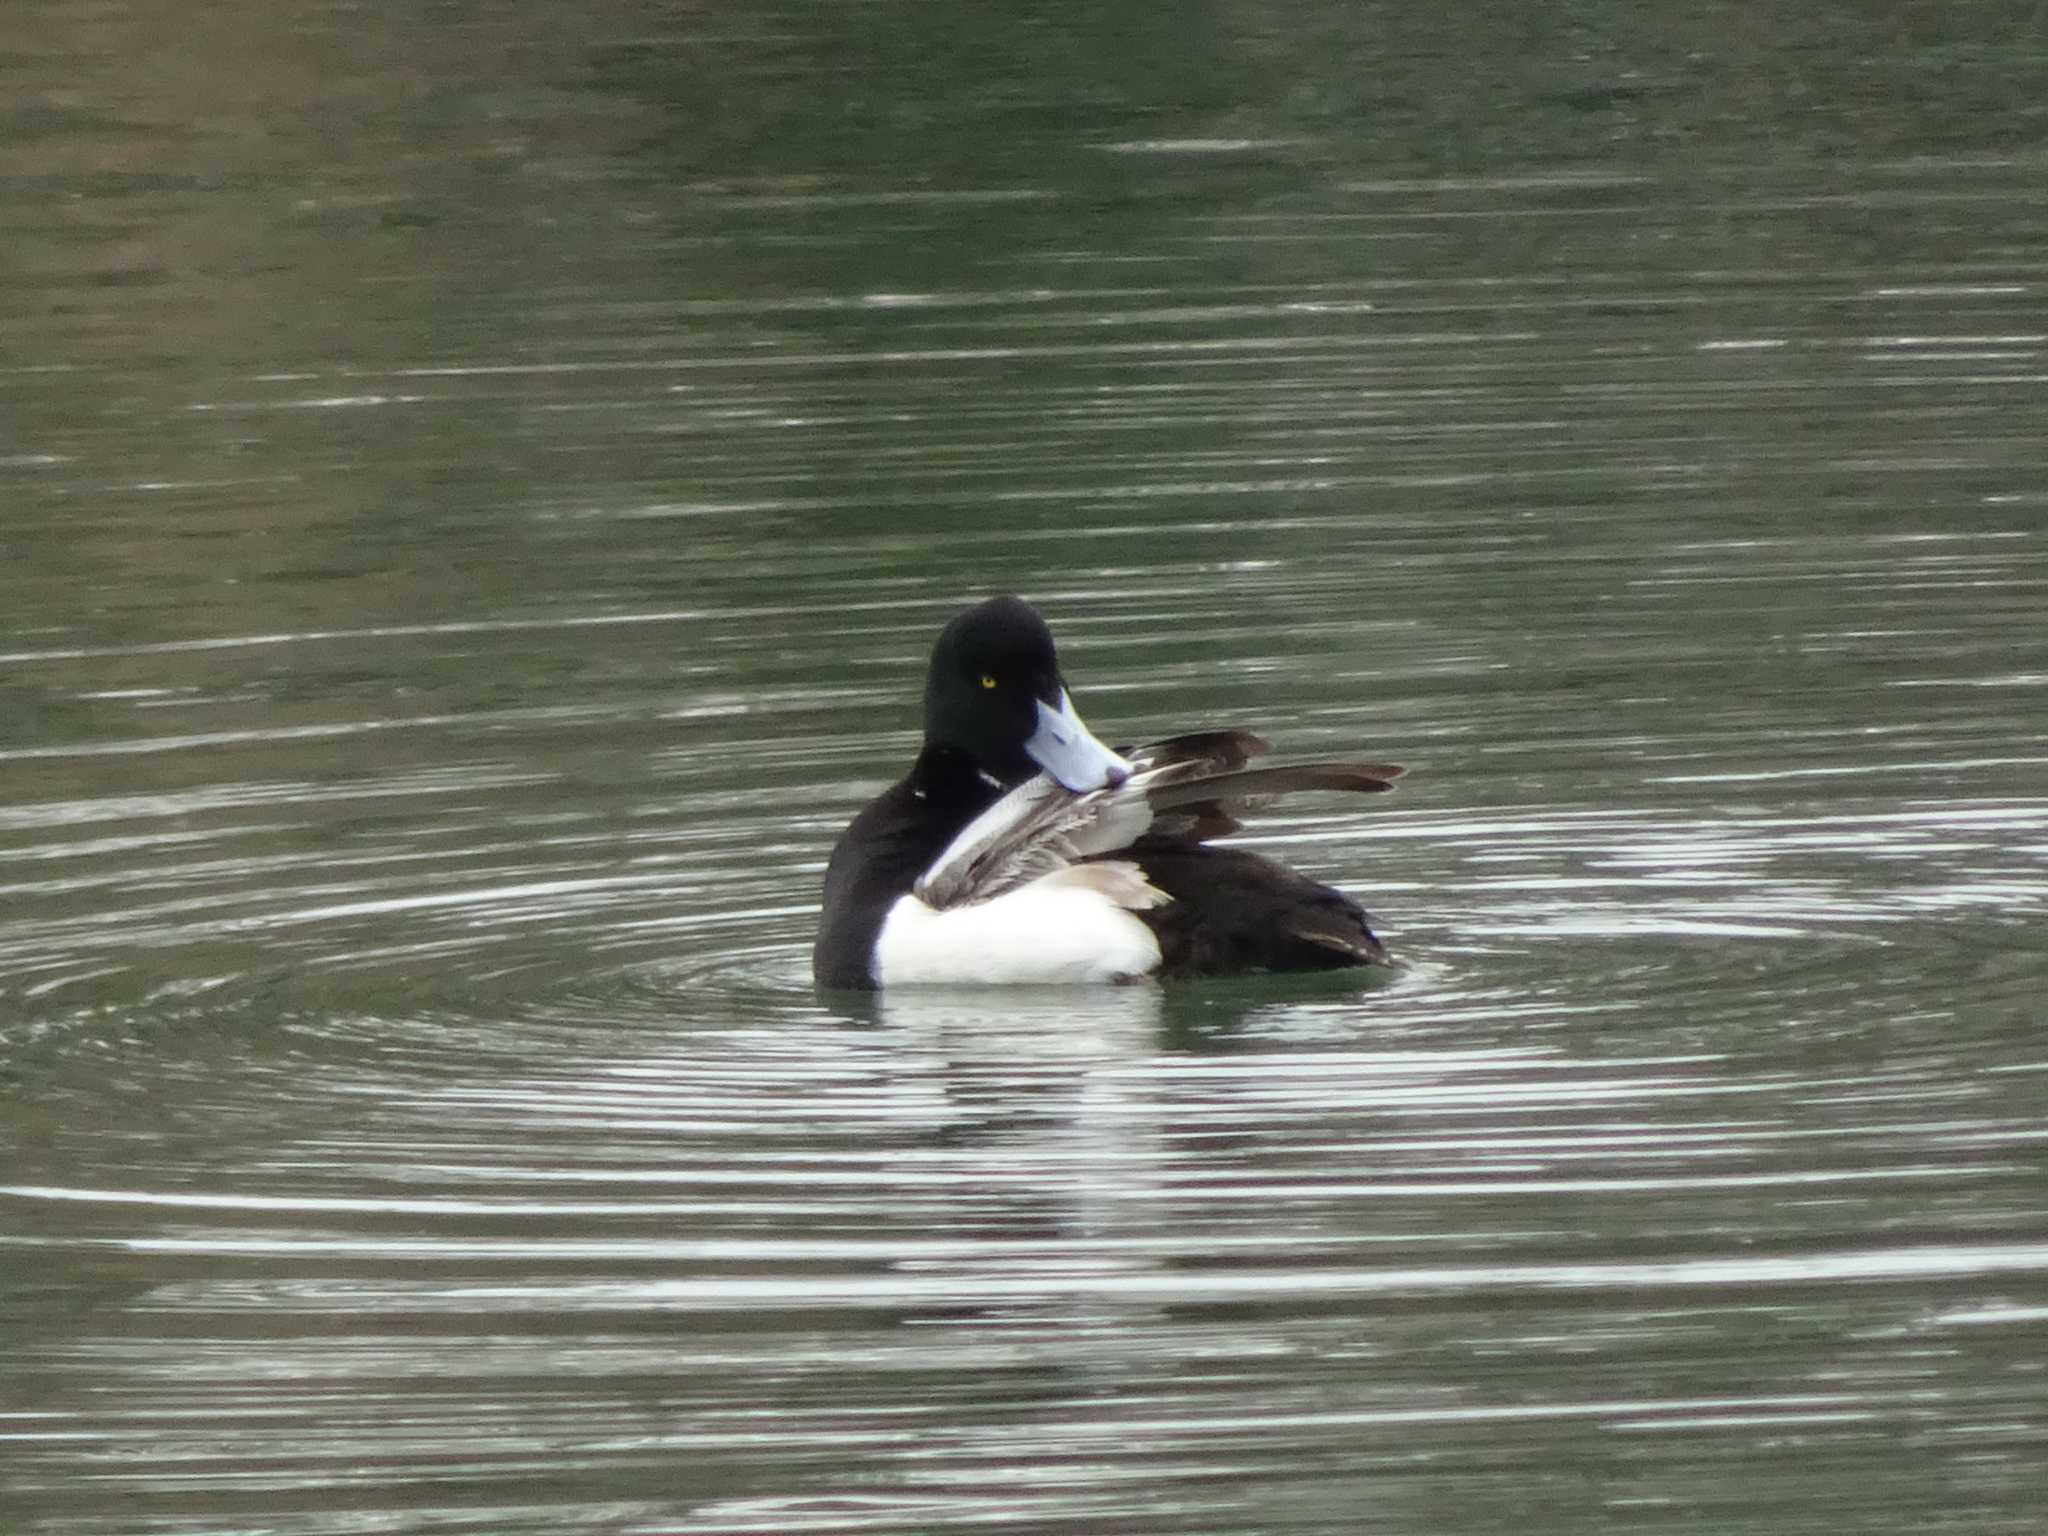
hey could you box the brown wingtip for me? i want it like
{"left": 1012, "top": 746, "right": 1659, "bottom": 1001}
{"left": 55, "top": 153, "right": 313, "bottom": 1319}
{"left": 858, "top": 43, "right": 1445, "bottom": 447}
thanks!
{"left": 1287, "top": 763, "right": 1406, "bottom": 795}
{"left": 1282, "top": 920, "right": 1394, "bottom": 967}
{"left": 1134, "top": 729, "right": 1273, "bottom": 767}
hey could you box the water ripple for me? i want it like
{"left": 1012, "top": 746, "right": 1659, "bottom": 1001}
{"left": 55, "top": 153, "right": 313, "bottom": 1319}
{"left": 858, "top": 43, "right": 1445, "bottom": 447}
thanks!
{"left": 10, "top": 108, "right": 2048, "bottom": 1536}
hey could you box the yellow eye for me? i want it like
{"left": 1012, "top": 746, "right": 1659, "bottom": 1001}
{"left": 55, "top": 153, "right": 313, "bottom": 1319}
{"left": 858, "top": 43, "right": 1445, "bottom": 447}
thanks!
{"left": 978, "top": 674, "right": 998, "bottom": 690}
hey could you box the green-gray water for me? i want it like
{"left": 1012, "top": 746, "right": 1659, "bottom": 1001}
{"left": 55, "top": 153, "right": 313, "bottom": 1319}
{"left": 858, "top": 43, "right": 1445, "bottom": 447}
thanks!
{"left": 6, "top": 4, "right": 2048, "bottom": 1531}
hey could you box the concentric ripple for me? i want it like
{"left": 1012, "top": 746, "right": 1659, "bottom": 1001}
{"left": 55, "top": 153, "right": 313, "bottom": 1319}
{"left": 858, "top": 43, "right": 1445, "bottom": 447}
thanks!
{"left": 9, "top": 67, "right": 2048, "bottom": 1536}
{"left": 9, "top": 514, "right": 2048, "bottom": 1536}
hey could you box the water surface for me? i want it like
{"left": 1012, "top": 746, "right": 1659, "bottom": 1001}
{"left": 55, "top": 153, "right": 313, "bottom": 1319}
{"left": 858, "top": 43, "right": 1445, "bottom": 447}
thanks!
{"left": 5, "top": 3, "right": 2048, "bottom": 1532}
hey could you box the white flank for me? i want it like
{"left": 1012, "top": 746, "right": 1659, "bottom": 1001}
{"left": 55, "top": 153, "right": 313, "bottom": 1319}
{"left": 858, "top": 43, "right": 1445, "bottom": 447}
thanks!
{"left": 874, "top": 864, "right": 1166, "bottom": 985}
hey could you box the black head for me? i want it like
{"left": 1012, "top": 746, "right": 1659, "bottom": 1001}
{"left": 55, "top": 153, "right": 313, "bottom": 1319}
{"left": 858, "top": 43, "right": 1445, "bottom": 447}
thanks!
{"left": 922, "top": 595, "right": 1130, "bottom": 791}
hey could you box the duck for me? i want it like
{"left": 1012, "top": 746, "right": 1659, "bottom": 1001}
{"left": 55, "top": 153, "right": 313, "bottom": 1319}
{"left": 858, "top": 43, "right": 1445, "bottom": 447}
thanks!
{"left": 812, "top": 595, "right": 1404, "bottom": 989}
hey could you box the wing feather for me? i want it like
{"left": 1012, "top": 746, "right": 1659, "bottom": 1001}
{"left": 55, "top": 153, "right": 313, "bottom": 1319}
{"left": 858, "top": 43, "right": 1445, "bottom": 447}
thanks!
{"left": 914, "top": 731, "right": 1403, "bottom": 911}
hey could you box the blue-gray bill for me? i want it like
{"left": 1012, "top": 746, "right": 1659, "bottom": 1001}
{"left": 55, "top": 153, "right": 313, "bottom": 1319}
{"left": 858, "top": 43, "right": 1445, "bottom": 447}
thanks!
{"left": 1025, "top": 690, "right": 1132, "bottom": 791}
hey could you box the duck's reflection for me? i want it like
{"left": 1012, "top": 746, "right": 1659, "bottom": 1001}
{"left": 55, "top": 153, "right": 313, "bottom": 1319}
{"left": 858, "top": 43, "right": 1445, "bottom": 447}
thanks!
{"left": 809, "top": 985, "right": 1175, "bottom": 1322}
{"left": 817, "top": 980, "right": 1166, "bottom": 1145}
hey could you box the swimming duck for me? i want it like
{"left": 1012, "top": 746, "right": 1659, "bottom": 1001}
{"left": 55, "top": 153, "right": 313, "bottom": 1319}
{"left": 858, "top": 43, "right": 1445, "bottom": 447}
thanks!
{"left": 812, "top": 595, "right": 1403, "bottom": 988}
